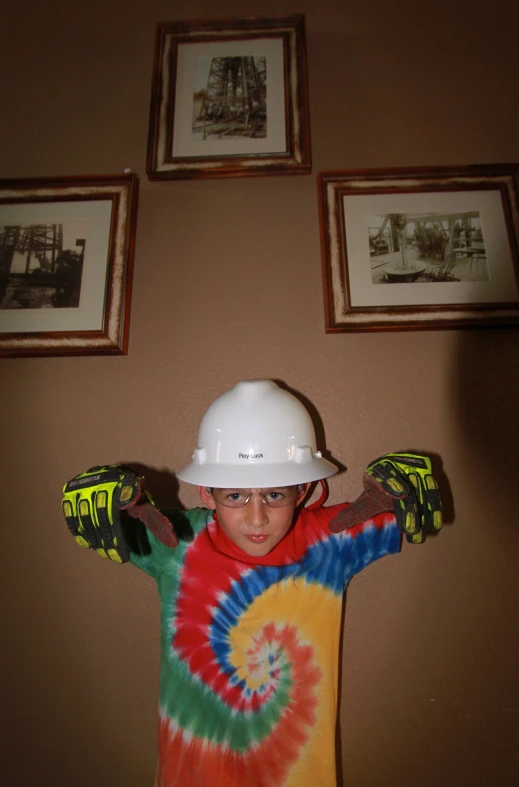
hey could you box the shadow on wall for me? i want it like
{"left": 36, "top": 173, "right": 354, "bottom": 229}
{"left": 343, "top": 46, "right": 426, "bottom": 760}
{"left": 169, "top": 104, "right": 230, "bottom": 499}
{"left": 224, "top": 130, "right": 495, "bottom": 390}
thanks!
{"left": 448, "top": 328, "right": 519, "bottom": 784}
{"left": 273, "top": 378, "right": 347, "bottom": 475}
{"left": 453, "top": 329, "right": 519, "bottom": 523}
{"left": 275, "top": 378, "right": 457, "bottom": 525}
{"left": 123, "top": 463, "right": 185, "bottom": 510}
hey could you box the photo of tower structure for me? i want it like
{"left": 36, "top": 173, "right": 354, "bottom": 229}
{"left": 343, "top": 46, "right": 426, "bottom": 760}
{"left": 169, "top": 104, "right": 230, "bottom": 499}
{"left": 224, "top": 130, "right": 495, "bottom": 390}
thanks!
{"left": 0, "top": 223, "right": 85, "bottom": 309}
{"left": 192, "top": 56, "right": 267, "bottom": 141}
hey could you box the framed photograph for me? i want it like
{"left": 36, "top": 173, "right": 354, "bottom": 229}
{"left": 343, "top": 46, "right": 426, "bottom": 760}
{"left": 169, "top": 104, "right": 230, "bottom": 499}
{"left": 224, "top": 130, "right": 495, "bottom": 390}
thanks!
{"left": 146, "top": 15, "right": 311, "bottom": 179}
{"left": 319, "top": 164, "right": 519, "bottom": 331}
{"left": 0, "top": 173, "right": 138, "bottom": 357}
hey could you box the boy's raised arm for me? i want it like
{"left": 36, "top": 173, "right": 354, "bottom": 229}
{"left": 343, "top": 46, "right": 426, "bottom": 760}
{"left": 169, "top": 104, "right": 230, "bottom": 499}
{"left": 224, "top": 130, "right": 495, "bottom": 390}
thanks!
{"left": 329, "top": 453, "right": 443, "bottom": 544}
{"left": 62, "top": 465, "right": 178, "bottom": 563}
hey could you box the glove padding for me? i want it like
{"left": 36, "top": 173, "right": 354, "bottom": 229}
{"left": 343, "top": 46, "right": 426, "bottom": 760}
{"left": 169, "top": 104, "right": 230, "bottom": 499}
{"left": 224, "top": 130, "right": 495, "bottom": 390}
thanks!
{"left": 329, "top": 453, "right": 442, "bottom": 544}
{"left": 62, "top": 465, "right": 178, "bottom": 563}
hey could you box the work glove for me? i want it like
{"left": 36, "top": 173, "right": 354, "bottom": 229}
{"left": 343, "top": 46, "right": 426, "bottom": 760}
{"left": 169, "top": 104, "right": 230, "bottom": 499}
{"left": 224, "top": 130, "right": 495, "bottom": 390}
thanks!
{"left": 62, "top": 465, "right": 178, "bottom": 563}
{"left": 329, "top": 453, "right": 442, "bottom": 544}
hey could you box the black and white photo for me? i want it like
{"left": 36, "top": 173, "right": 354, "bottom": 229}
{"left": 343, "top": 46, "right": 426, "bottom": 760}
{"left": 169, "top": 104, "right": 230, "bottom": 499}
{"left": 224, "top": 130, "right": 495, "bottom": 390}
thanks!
{"left": 0, "top": 222, "right": 86, "bottom": 311}
{"left": 192, "top": 56, "right": 267, "bottom": 141}
{"left": 367, "top": 211, "right": 488, "bottom": 284}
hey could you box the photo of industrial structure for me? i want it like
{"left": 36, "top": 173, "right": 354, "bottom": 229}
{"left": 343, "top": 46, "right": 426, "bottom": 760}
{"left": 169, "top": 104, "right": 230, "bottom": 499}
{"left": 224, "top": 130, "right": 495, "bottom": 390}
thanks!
{"left": 0, "top": 223, "right": 85, "bottom": 310}
{"left": 192, "top": 55, "right": 267, "bottom": 141}
{"left": 368, "top": 211, "right": 488, "bottom": 284}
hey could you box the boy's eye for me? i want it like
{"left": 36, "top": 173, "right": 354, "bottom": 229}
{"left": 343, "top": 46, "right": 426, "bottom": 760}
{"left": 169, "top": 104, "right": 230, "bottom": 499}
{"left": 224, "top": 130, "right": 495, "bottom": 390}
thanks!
{"left": 265, "top": 491, "right": 284, "bottom": 502}
{"left": 226, "top": 492, "right": 245, "bottom": 503}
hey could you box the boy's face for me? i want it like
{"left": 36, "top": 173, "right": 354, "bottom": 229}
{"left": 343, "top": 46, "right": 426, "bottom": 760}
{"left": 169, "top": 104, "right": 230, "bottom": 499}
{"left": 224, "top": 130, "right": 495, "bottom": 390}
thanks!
{"left": 197, "top": 484, "right": 309, "bottom": 557}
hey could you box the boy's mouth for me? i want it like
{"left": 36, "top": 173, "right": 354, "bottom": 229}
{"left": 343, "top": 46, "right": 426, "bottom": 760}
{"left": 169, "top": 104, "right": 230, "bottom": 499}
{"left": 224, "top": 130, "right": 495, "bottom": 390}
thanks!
{"left": 245, "top": 534, "right": 269, "bottom": 544}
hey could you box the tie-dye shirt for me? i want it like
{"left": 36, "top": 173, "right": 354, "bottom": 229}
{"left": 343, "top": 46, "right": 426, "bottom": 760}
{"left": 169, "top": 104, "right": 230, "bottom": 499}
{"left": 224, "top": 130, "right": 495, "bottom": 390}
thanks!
{"left": 130, "top": 503, "right": 401, "bottom": 787}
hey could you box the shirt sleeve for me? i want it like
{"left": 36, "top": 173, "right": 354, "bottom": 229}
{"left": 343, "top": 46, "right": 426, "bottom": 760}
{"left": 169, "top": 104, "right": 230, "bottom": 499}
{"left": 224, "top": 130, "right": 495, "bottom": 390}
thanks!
{"left": 129, "top": 530, "right": 175, "bottom": 579}
{"left": 129, "top": 507, "right": 210, "bottom": 580}
{"left": 346, "top": 511, "right": 402, "bottom": 582}
{"left": 306, "top": 503, "right": 401, "bottom": 590}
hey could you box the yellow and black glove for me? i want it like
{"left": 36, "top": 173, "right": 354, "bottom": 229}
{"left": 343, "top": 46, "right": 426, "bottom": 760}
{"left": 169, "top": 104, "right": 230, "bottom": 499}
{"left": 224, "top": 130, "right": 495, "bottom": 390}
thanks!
{"left": 62, "top": 465, "right": 178, "bottom": 563}
{"left": 329, "top": 453, "right": 443, "bottom": 544}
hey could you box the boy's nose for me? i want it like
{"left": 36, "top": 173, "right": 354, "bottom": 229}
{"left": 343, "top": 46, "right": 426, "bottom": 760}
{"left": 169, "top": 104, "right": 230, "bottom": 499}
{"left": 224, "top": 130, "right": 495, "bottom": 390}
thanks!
{"left": 245, "top": 494, "right": 269, "bottom": 528}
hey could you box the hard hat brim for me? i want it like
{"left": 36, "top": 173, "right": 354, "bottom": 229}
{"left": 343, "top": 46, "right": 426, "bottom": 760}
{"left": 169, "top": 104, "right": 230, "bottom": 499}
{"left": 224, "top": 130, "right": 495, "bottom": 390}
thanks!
{"left": 177, "top": 456, "right": 338, "bottom": 488}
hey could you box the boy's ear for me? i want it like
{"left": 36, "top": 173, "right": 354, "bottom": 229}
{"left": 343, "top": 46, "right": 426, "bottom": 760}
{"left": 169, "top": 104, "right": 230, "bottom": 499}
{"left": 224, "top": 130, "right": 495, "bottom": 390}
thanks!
{"left": 296, "top": 483, "right": 311, "bottom": 506}
{"left": 197, "top": 486, "right": 216, "bottom": 509}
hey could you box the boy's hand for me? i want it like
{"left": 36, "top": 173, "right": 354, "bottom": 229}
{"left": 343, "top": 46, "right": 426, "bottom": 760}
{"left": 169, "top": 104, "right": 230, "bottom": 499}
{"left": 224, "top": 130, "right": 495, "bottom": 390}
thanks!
{"left": 329, "top": 453, "right": 442, "bottom": 544}
{"left": 62, "top": 465, "right": 178, "bottom": 563}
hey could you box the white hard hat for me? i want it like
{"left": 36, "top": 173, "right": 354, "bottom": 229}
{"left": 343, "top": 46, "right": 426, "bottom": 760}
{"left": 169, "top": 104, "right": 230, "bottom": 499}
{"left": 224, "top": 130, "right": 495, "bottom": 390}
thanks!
{"left": 177, "top": 379, "right": 338, "bottom": 488}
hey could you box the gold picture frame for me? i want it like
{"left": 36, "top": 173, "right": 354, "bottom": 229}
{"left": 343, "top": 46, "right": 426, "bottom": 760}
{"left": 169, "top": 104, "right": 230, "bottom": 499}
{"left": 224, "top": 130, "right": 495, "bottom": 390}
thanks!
{"left": 319, "top": 163, "right": 519, "bottom": 331}
{"left": 0, "top": 172, "right": 139, "bottom": 357}
{"left": 146, "top": 15, "right": 311, "bottom": 180}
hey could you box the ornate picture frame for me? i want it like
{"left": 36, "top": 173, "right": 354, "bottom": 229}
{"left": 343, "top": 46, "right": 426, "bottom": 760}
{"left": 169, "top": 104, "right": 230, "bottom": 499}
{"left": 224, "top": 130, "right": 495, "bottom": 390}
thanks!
{"left": 319, "top": 164, "right": 519, "bottom": 331}
{"left": 0, "top": 172, "right": 138, "bottom": 357}
{"left": 146, "top": 15, "right": 311, "bottom": 179}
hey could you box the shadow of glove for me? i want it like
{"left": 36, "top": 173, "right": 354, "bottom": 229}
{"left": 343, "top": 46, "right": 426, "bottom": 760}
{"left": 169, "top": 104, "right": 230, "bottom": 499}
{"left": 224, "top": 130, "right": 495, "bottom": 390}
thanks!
{"left": 329, "top": 453, "right": 443, "bottom": 544}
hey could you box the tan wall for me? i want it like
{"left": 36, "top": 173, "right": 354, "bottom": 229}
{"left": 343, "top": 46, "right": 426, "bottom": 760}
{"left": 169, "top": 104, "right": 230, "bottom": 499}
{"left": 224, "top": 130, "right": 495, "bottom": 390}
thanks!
{"left": 1, "top": 1, "right": 518, "bottom": 785}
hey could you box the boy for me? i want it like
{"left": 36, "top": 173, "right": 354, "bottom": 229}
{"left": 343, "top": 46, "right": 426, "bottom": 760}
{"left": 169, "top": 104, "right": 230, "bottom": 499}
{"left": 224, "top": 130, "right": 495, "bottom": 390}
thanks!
{"left": 62, "top": 379, "right": 442, "bottom": 787}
